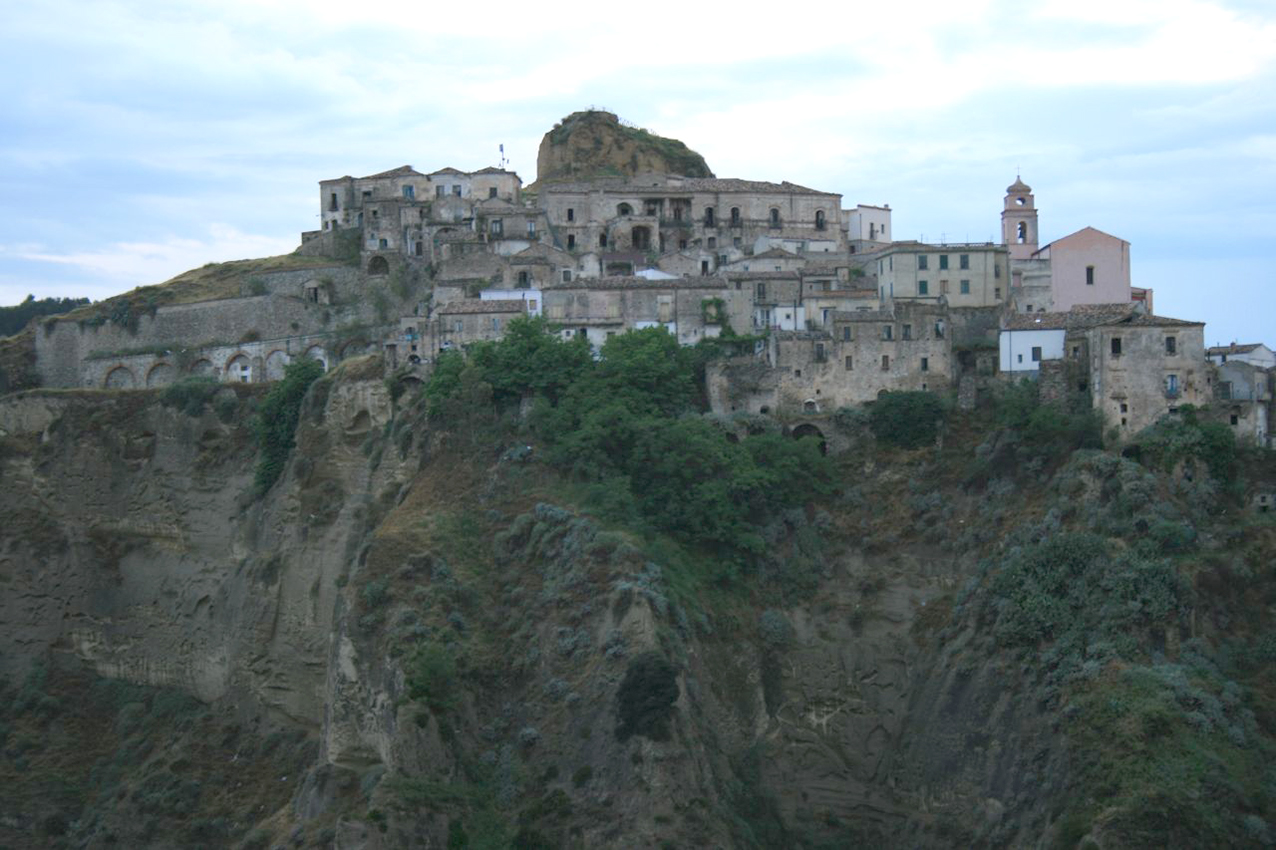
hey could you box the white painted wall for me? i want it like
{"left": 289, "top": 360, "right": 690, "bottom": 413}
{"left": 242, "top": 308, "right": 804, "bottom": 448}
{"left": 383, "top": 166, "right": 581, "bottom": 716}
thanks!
{"left": 999, "top": 327, "right": 1065, "bottom": 372}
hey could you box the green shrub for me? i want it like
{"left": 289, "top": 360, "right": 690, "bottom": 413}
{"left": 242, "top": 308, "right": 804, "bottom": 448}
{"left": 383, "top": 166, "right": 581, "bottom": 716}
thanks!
{"left": 252, "top": 358, "right": 324, "bottom": 495}
{"left": 406, "top": 642, "right": 457, "bottom": 713}
{"left": 159, "top": 376, "right": 220, "bottom": 417}
{"left": 615, "top": 652, "right": 679, "bottom": 741}
{"left": 869, "top": 391, "right": 944, "bottom": 448}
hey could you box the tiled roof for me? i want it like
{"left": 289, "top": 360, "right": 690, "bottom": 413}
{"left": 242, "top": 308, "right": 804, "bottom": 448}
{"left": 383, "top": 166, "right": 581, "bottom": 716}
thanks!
{"left": 438, "top": 299, "right": 528, "bottom": 315}
{"left": 542, "top": 176, "right": 837, "bottom": 196}
{"left": 1004, "top": 313, "right": 1071, "bottom": 331}
{"left": 722, "top": 271, "right": 801, "bottom": 280}
{"left": 750, "top": 248, "right": 801, "bottom": 260}
{"left": 543, "top": 275, "right": 727, "bottom": 291}
{"left": 362, "top": 165, "right": 425, "bottom": 179}
{"left": 1207, "top": 343, "right": 1264, "bottom": 355}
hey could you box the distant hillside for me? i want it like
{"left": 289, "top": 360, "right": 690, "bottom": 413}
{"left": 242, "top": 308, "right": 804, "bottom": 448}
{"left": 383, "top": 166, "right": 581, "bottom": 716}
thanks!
{"left": 535, "top": 110, "right": 713, "bottom": 184}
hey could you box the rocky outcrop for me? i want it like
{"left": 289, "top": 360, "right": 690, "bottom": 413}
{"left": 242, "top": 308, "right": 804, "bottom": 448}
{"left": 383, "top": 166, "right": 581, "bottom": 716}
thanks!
{"left": 534, "top": 110, "right": 713, "bottom": 185}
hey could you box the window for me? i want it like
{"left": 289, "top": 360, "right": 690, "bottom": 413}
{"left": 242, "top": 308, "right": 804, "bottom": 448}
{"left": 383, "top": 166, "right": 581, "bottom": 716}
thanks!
{"left": 701, "top": 260, "right": 709, "bottom": 276}
{"left": 959, "top": 254, "right": 969, "bottom": 270}
{"left": 436, "top": 186, "right": 445, "bottom": 198}
{"left": 707, "top": 237, "right": 716, "bottom": 249}
{"left": 1166, "top": 374, "right": 1179, "bottom": 397}
{"left": 491, "top": 317, "right": 500, "bottom": 331}
{"left": 994, "top": 287, "right": 1001, "bottom": 299}
{"left": 921, "top": 357, "right": 929, "bottom": 372}
{"left": 960, "top": 280, "right": 970, "bottom": 295}
{"left": 842, "top": 326, "right": 851, "bottom": 341}
{"left": 618, "top": 203, "right": 632, "bottom": 216}
{"left": 1086, "top": 265, "right": 1095, "bottom": 286}
{"left": 1026, "top": 304, "right": 1033, "bottom": 313}
{"left": 562, "top": 270, "right": 571, "bottom": 282}
{"left": 371, "top": 209, "right": 378, "bottom": 219}
{"left": 757, "top": 282, "right": 766, "bottom": 299}
{"left": 517, "top": 271, "right": 529, "bottom": 287}
{"left": 452, "top": 185, "right": 462, "bottom": 197}
{"left": 328, "top": 192, "right": 338, "bottom": 211}
{"left": 362, "top": 190, "right": 372, "bottom": 199}
{"left": 731, "top": 207, "right": 740, "bottom": 225}
{"left": 378, "top": 238, "right": 388, "bottom": 248}
{"left": 1017, "top": 354, "right": 1023, "bottom": 363}
{"left": 1017, "top": 221, "right": 1027, "bottom": 243}
{"left": 453, "top": 320, "right": 463, "bottom": 332}
{"left": 918, "top": 255, "right": 929, "bottom": 270}
{"left": 488, "top": 187, "right": 497, "bottom": 199}
{"left": 403, "top": 185, "right": 415, "bottom": 200}
{"left": 566, "top": 234, "right": 575, "bottom": 250}
{"left": 994, "top": 263, "right": 1001, "bottom": 279}
{"left": 1231, "top": 408, "right": 1240, "bottom": 426}
{"left": 769, "top": 208, "right": 780, "bottom": 227}
{"left": 679, "top": 239, "right": 687, "bottom": 250}
{"left": 881, "top": 354, "right": 890, "bottom": 370}
{"left": 939, "top": 255, "right": 949, "bottom": 270}
{"left": 1120, "top": 403, "right": 1129, "bottom": 413}
{"left": 934, "top": 321, "right": 944, "bottom": 339}
{"left": 705, "top": 208, "right": 715, "bottom": 226}
{"left": 567, "top": 208, "right": 574, "bottom": 222}
{"left": 1165, "top": 336, "right": 1177, "bottom": 355}
{"left": 733, "top": 237, "right": 742, "bottom": 247}
{"left": 918, "top": 280, "right": 928, "bottom": 295}
{"left": 845, "top": 355, "right": 853, "bottom": 370}
{"left": 528, "top": 221, "right": 538, "bottom": 238}
{"left": 598, "top": 233, "right": 606, "bottom": 247}
{"left": 489, "top": 219, "right": 503, "bottom": 236}
{"left": 1071, "top": 345, "right": 1080, "bottom": 358}
{"left": 1111, "top": 337, "right": 1122, "bottom": 356}
{"left": 815, "top": 343, "right": 826, "bottom": 362}
{"left": 815, "top": 210, "right": 826, "bottom": 230}
{"left": 882, "top": 325, "right": 893, "bottom": 340}
{"left": 1031, "top": 346, "right": 1042, "bottom": 362}
{"left": 902, "top": 324, "right": 912, "bottom": 340}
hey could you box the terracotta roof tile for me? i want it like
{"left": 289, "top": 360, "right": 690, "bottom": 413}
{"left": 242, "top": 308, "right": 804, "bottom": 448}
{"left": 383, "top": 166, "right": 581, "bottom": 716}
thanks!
{"left": 437, "top": 299, "right": 528, "bottom": 315}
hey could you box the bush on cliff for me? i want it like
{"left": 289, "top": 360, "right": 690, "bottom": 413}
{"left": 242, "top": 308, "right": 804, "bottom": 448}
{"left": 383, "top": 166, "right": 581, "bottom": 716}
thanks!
{"left": 253, "top": 357, "right": 324, "bottom": 496}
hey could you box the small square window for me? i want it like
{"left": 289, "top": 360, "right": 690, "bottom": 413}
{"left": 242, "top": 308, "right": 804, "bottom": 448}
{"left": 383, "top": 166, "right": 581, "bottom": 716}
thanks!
{"left": 488, "top": 187, "right": 497, "bottom": 198}
{"left": 452, "top": 185, "right": 462, "bottom": 197}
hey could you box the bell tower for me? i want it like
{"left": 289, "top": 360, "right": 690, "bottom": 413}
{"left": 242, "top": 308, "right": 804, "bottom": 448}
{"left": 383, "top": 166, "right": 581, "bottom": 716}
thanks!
{"left": 1002, "top": 176, "right": 1039, "bottom": 261}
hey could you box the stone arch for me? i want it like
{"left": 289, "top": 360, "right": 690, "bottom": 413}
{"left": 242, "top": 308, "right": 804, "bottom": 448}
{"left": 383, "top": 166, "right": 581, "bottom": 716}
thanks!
{"left": 815, "top": 210, "right": 826, "bottom": 230}
{"left": 770, "top": 208, "right": 780, "bottom": 226}
{"left": 226, "top": 353, "right": 252, "bottom": 383}
{"left": 265, "top": 349, "right": 288, "bottom": 381}
{"left": 791, "top": 423, "right": 827, "bottom": 454}
{"left": 338, "top": 338, "right": 367, "bottom": 359}
{"left": 368, "top": 255, "right": 390, "bottom": 276}
{"left": 803, "top": 399, "right": 819, "bottom": 414}
{"left": 617, "top": 203, "right": 632, "bottom": 216}
{"left": 190, "top": 359, "right": 215, "bottom": 377}
{"left": 304, "top": 345, "right": 328, "bottom": 370}
{"left": 104, "top": 365, "right": 136, "bottom": 389}
{"left": 145, "top": 362, "right": 175, "bottom": 388}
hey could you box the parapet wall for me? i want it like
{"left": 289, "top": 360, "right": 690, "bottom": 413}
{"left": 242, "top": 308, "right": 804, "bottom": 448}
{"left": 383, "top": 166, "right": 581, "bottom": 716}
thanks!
{"left": 36, "top": 267, "right": 380, "bottom": 388}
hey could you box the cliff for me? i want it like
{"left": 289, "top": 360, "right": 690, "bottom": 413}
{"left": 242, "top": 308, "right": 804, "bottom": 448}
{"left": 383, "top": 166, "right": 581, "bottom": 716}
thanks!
{"left": 1, "top": 352, "right": 1275, "bottom": 848}
{"left": 534, "top": 110, "right": 713, "bottom": 184}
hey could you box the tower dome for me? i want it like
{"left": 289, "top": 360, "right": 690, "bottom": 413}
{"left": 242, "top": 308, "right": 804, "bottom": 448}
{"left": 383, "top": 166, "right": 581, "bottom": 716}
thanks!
{"left": 1007, "top": 176, "right": 1031, "bottom": 194}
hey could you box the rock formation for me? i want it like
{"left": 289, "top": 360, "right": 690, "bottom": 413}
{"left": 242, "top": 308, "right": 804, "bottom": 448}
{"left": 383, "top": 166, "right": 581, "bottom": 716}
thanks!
{"left": 534, "top": 110, "right": 713, "bottom": 185}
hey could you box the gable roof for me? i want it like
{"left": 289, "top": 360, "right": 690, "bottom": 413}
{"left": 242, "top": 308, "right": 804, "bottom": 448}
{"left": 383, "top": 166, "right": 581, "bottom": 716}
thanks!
{"left": 437, "top": 299, "right": 528, "bottom": 315}
{"left": 362, "top": 165, "right": 425, "bottom": 179}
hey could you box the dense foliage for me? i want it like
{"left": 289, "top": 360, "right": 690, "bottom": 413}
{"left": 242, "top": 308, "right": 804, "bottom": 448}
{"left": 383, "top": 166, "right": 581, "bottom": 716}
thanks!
{"left": 424, "top": 318, "right": 833, "bottom": 565}
{"left": 0, "top": 294, "right": 89, "bottom": 337}
{"left": 253, "top": 358, "right": 325, "bottom": 495}
{"left": 1132, "top": 405, "right": 1237, "bottom": 484}
{"left": 869, "top": 390, "right": 945, "bottom": 448}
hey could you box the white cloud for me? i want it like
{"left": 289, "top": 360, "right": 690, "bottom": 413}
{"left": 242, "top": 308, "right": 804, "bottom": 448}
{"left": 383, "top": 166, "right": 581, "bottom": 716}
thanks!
{"left": 8, "top": 225, "right": 298, "bottom": 292}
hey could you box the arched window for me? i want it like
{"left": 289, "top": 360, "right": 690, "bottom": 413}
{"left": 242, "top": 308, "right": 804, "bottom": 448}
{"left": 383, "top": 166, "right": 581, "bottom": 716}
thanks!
{"left": 815, "top": 210, "right": 826, "bottom": 230}
{"left": 769, "top": 208, "right": 780, "bottom": 227}
{"left": 1016, "top": 222, "right": 1027, "bottom": 243}
{"left": 704, "top": 207, "right": 715, "bottom": 227}
{"left": 730, "top": 207, "right": 740, "bottom": 225}
{"left": 618, "top": 203, "right": 632, "bottom": 216}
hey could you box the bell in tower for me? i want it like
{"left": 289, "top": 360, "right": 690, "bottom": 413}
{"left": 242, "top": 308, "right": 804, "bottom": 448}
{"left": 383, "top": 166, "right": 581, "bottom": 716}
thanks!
{"left": 1002, "top": 176, "right": 1039, "bottom": 261}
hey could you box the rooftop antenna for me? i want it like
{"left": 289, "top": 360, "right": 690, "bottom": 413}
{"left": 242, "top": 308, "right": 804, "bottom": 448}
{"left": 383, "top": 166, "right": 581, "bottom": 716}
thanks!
{"left": 498, "top": 144, "right": 508, "bottom": 169}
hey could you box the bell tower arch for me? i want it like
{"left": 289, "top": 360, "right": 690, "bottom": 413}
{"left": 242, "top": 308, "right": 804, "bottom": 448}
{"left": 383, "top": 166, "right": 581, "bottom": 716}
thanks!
{"left": 1002, "top": 176, "right": 1039, "bottom": 261}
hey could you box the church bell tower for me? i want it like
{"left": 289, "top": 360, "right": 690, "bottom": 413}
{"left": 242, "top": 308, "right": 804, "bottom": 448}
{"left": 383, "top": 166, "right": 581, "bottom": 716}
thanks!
{"left": 1002, "top": 176, "right": 1039, "bottom": 261}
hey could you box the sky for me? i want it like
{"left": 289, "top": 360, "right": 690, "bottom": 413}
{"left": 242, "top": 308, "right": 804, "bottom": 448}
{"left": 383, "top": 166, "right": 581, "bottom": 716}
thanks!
{"left": 1, "top": 0, "right": 1274, "bottom": 347}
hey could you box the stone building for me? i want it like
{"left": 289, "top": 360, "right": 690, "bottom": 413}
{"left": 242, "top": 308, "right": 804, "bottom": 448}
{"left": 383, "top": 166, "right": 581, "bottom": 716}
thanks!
{"left": 1212, "top": 359, "right": 1271, "bottom": 447}
{"left": 431, "top": 300, "right": 529, "bottom": 353}
{"left": 706, "top": 301, "right": 951, "bottom": 416}
{"left": 539, "top": 175, "right": 845, "bottom": 262}
{"left": 1207, "top": 343, "right": 1275, "bottom": 369}
{"left": 538, "top": 275, "right": 750, "bottom": 350}
{"left": 872, "top": 242, "right": 1009, "bottom": 308}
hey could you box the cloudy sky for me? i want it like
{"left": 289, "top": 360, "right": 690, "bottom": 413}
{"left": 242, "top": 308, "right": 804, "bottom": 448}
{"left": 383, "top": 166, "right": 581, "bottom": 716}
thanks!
{"left": 2, "top": 0, "right": 1273, "bottom": 346}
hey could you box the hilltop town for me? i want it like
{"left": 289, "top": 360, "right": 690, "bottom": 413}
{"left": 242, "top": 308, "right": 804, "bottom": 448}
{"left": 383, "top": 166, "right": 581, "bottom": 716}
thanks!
{"left": 15, "top": 110, "right": 1273, "bottom": 449}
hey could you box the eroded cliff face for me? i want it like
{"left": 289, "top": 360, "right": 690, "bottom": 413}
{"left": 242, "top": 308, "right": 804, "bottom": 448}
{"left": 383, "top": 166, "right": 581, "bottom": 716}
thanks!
{"left": 5, "top": 373, "right": 1266, "bottom": 849}
{"left": 534, "top": 110, "right": 714, "bottom": 184}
